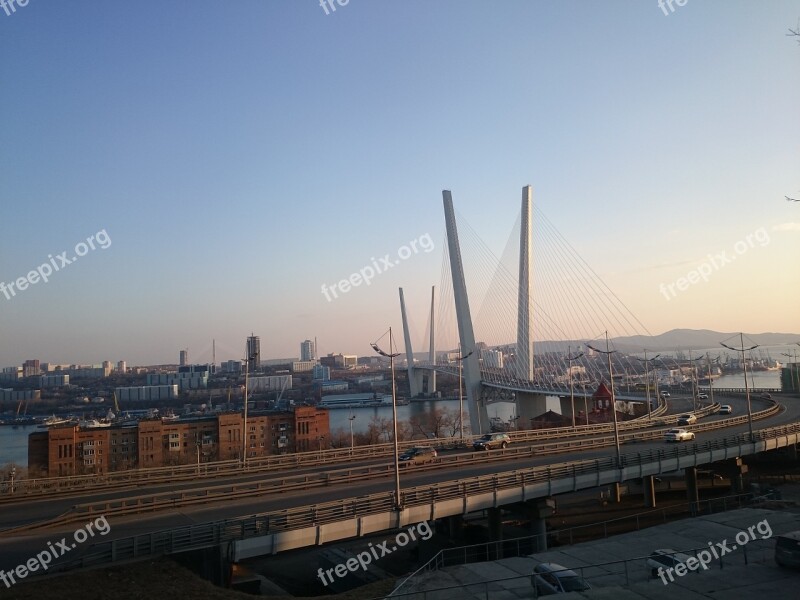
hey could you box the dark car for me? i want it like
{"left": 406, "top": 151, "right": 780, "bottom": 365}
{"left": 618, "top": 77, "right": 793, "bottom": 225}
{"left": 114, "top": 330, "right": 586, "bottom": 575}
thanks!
{"left": 398, "top": 446, "right": 437, "bottom": 465}
{"left": 531, "top": 562, "right": 591, "bottom": 595}
{"left": 775, "top": 531, "right": 800, "bottom": 569}
{"left": 472, "top": 433, "right": 511, "bottom": 451}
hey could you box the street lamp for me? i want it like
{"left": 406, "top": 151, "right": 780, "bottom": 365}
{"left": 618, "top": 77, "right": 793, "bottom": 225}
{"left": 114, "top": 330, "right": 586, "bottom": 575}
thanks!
{"left": 586, "top": 332, "right": 621, "bottom": 468}
{"left": 566, "top": 346, "right": 584, "bottom": 428}
{"left": 241, "top": 347, "right": 258, "bottom": 467}
{"left": 687, "top": 351, "right": 703, "bottom": 412}
{"left": 634, "top": 351, "right": 660, "bottom": 421}
{"left": 721, "top": 333, "right": 758, "bottom": 442}
{"left": 318, "top": 435, "right": 325, "bottom": 452}
{"left": 371, "top": 328, "right": 403, "bottom": 511}
{"left": 454, "top": 347, "right": 474, "bottom": 442}
{"left": 348, "top": 413, "right": 356, "bottom": 451}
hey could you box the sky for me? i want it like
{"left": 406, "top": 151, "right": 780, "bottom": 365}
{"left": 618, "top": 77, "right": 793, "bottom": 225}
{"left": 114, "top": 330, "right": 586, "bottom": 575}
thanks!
{"left": 1, "top": 0, "right": 798, "bottom": 367}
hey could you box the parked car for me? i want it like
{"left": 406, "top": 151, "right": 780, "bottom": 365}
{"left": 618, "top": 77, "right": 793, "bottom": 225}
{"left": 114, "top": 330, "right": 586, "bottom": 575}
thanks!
{"left": 677, "top": 414, "right": 697, "bottom": 425}
{"left": 398, "top": 446, "right": 437, "bottom": 465}
{"left": 775, "top": 530, "right": 800, "bottom": 569}
{"left": 697, "top": 393, "right": 708, "bottom": 400}
{"left": 472, "top": 433, "right": 511, "bottom": 451}
{"left": 531, "top": 562, "right": 591, "bottom": 594}
{"left": 646, "top": 549, "right": 694, "bottom": 577}
{"left": 719, "top": 405, "right": 733, "bottom": 415}
{"left": 664, "top": 428, "right": 695, "bottom": 442}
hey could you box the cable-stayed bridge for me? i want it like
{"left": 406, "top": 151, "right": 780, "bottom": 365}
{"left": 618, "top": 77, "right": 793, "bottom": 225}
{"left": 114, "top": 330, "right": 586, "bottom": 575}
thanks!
{"left": 400, "top": 187, "right": 667, "bottom": 434}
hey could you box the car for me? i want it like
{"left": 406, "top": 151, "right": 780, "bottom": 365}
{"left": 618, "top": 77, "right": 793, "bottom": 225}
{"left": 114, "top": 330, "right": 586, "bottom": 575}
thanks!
{"left": 719, "top": 404, "right": 733, "bottom": 415}
{"left": 664, "top": 428, "right": 695, "bottom": 442}
{"left": 761, "top": 392, "right": 772, "bottom": 400}
{"left": 531, "top": 562, "right": 591, "bottom": 594}
{"left": 697, "top": 393, "right": 708, "bottom": 400}
{"left": 398, "top": 446, "right": 437, "bottom": 465}
{"left": 775, "top": 530, "right": 800, "bottom": 569}
{"left": 660, "top": 391, "right": 671, "bottom": 399}
{"left": 472, "top": 433, "right": 511, "bottom": 451}
{"left": 677, "top": 414, "right": 697, "bottom": 425}
{"left": 646, "top": 549, "right": 694, "bottom": 577}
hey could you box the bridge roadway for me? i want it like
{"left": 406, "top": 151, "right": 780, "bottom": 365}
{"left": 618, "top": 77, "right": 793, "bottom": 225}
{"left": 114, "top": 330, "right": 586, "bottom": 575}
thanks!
{"left": 0, "top": 394, "right": 752, "bottom": 530}
{"left": 0, "top": 394, "right": 792, "bottom": 571}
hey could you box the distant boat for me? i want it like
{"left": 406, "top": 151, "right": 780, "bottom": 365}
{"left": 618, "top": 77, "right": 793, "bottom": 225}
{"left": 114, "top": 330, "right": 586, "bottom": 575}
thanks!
{"left": 38, "top": 415, "right": 75, "bottom": 428}
{"left": 78, "top": 418, "right": 111, "bottom": 429}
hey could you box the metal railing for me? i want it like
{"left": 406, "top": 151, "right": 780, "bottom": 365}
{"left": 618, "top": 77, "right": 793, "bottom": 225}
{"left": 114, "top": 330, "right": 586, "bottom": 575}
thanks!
{"left": 30, "top": 412, "right": 800, "bottom": 577}
{"left": 389, "top": 491, "right": 762, "bottom": 597}
{"left": 2, "top": 399, "right": 781, "bottom": 529}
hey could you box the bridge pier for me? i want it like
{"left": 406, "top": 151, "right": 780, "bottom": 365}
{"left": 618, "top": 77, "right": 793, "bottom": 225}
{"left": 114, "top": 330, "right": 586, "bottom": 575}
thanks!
{"left": 526, "top": 498, "right": 556, "bottom": 552}
{"left": 446, "top": 515, "right": 464, "bottom": 539}
{"left": 643, "top": 475, "right": 656, "bottom": 508}
{"left": 515, "top": 392, "right": 547, "bottom": 425}
{"left": 685, "top": 467, "right": 699, "bottom": 515}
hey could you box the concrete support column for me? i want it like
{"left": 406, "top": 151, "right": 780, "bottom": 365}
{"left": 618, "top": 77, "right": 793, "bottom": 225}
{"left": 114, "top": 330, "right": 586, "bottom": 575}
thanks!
{"left": 643, "top": 475, "right": 656, "bottom": 508}
{"left": 488, "top": 508, "right": 503, "bottom": 542}
{"left": 613, "top": 482, "right": 622, "bottom": 503}
{"left": 515, "top": 391, "right": 547, "bottom": 426}
{"left": 526, "top": 498, "right": 556, "bottom": 552}
{"left": 686, "top": 467, "right": 699, "bottom": 515}
{"left": 728, "top": 457, "right": 748, "bottom": 493}
{"left": 788, "top": 443, "right": 798, "bottom": 461}
{"left": 447, "top": 515, "right": 464, "bottom": 539}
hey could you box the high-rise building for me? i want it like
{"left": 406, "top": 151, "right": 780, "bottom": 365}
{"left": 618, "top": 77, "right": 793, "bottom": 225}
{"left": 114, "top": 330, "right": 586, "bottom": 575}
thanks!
{"left": 117, "top": 360, "right": 126, "bottom": 374}
{"left": 22, "top": 359, "right": 40, "bottom": 378}
{"left": 300, "top": 339, "right": 316, "bottom": 362}
{"left": 179, "top": 350, "right": 188, "bottom": 366}
{"left": 246, "top": 334, "right": 261, "bottom": 373}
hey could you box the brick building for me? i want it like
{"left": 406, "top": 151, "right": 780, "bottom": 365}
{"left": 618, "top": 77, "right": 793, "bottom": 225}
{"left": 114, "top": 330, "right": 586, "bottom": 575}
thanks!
{"left": 28, "top": 407, "right": 329, "bottom": 477}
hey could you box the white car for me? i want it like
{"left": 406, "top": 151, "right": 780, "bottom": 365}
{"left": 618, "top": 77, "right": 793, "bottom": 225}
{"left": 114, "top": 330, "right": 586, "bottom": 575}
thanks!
{"left": 647, "top": 549, "right": 694, "bottom": 577}
{"left": 719, "top": 405, "right": 733, "bottom": 415}
{"left": 697, "top": 393, "right": 708, "bottom": 400}
{"left": 660, "top": 391, "right": 671, "bottom": 399}
{"left": 664, "top": 428, "right": 695, "bottom": 442}
{"left": 677, "top": 414, "right": 697, "bottom": 425}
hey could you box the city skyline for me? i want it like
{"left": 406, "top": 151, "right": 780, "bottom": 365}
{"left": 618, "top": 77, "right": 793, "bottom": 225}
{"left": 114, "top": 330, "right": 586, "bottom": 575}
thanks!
{"left": 1, "top": 2, "right": 798, "bottom": 367}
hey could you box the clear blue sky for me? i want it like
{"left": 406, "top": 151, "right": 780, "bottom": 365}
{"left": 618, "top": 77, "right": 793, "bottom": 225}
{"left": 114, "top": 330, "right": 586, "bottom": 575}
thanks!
{"left": 1, "top": 1, "right": 798, "bottom": 366}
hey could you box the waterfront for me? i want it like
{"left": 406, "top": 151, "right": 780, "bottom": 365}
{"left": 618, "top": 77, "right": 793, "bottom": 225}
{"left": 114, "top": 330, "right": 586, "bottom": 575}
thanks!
{"left": 0, "top": 372, "right": 780, "bottom": 469}
{"left": 0, "top": 425, "right": 34, "bottom": 468}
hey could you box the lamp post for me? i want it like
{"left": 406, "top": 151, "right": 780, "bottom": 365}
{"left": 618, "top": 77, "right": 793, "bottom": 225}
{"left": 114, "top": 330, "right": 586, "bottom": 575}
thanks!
{"left": 455, "top": 347, "right": 474, "bottom": 441}
{"left": 348, "top": 413, "right": 356, "bottom": 451}
{"left": 566, "top": 346, "right": 584, "bottom": 428}
{"left": 634, "top": 351, "right": 660, "bottom": 421}
{"left": 721, "top": 333, "right": 758, "bottom": 442}
{"left": 371, "top": 328, "right": 403, "bottom": 511}
{"left": 9, "top": 466, "right": 15, "bottom": 495}
{"left": 587, "top": 332, "right": 621, "bottom": 468}
{"left": 687, "top": 351, "right": 703, "bottom": 412}
{"left": 241, "top": 347, "right": 257, "bottom": 467}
